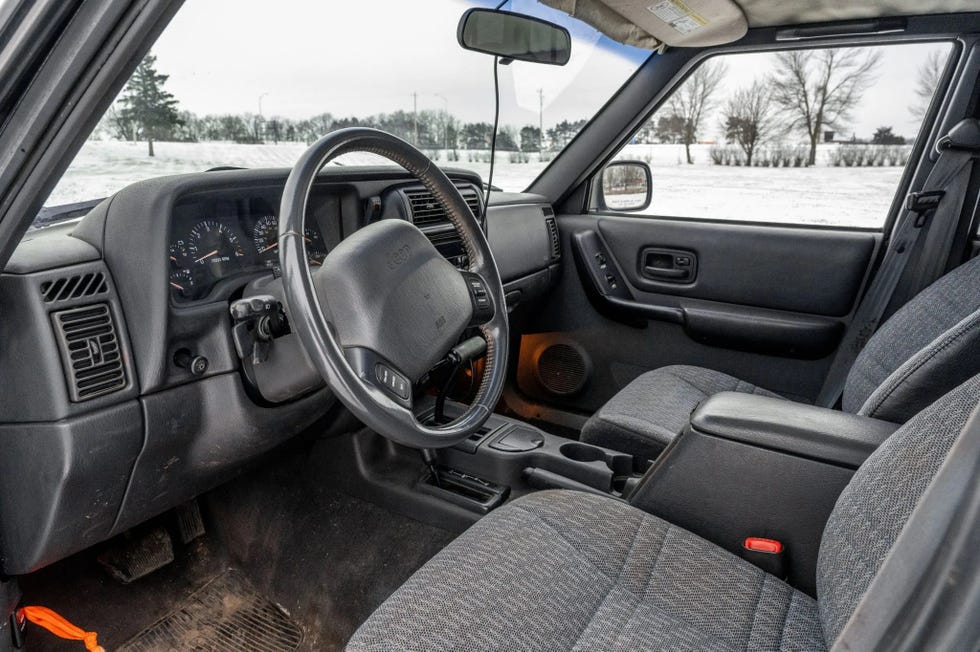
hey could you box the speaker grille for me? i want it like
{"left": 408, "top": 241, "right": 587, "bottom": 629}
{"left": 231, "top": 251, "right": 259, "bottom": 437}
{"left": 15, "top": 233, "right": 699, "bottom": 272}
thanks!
{"left": 536, "top": 343, "right": 587, "bottom": 396}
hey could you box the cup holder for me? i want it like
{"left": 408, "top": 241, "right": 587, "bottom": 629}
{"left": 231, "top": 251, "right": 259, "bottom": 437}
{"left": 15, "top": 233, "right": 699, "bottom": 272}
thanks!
{"left": 560, "top": 442, "right": 608, "bottom": 463}
{"left": 561, "top": 442, "right": 641, "bottom": 476}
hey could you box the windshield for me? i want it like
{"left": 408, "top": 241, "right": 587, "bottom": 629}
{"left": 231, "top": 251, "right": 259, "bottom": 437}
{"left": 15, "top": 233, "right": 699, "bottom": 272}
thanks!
{"left": 41, "top": 0, "right": 647, "bottom": 220}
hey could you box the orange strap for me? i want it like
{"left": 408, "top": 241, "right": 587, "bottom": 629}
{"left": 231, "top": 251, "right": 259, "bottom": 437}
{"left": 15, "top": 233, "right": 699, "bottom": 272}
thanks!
{"left": 17, "top": 606, "right": 104, "bottom": 652}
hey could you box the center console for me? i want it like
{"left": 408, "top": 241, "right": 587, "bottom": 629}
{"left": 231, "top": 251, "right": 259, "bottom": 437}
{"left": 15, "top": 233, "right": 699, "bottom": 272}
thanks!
{"left": 421, "top": 391, "right": 899, "bottom": 596}
{"left": 421, "top": 403, "right": 650, "bottom": 514}
{"left": 627, "top": 391, "right": 899, "bottom": 594}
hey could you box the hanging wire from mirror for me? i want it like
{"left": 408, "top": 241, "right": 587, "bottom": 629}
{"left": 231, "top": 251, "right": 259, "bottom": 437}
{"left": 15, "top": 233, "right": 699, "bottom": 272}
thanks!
{"left": 482, "top": 0, "right": 509, "bottom": 217}
{"left": 484, "top": 55, "right": 500, "bottom": 218}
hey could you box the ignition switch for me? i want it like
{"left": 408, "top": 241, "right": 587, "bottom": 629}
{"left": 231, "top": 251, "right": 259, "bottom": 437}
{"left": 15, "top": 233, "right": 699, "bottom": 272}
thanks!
{"left": 230, "top": 294, "right": 289, "bottom": 364}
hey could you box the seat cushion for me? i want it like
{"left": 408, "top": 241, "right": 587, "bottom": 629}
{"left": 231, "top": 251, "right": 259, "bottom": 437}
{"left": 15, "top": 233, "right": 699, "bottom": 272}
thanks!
{"left": 817, "top": 371, "right": 980, "bottom": 642}
{"left": 346, "top": 490, "right": 824, "bottom": 652}
{"left": 580, "top": 365, "right": 784, "bottom": 458}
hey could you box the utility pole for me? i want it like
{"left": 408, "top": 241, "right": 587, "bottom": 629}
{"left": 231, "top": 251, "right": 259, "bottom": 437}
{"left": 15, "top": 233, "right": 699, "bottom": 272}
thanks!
{"left": 434, "top": 93, "right": 449, "bottom": 150}
{"left": 258, "top": 92, "right": 269, "bottom": 144}
{"left": 538, "top": 88, "right": 544, "bottom": 150}
{"left": 412, "top": 92, "right": 419, "bottom": 145}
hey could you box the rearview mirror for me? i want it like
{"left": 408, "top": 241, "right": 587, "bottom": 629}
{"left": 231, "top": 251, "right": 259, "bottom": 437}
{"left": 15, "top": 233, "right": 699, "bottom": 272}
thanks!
{"left": 600, "top": 161, "right": 652, "bottom": 212}
{"left": 458, "top": 9, "right": 571, "bottom": 66}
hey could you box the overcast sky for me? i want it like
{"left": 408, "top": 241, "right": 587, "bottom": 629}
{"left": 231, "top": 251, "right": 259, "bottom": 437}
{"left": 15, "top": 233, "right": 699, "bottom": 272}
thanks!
{"left": 151, "top": 0, "right": 646, "bottom": 128}
{"left": 149, "top": 1, "right": 949, "bottom": 140}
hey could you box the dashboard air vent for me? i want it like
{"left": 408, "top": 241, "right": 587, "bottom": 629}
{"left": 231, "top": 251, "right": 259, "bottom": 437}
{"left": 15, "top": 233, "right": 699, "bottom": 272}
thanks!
{"left": 40, "top": 272, "right": 108, "bottom": 303}
{"left": 405, "top": 188, "right": 482, "bottom": 227}
{"left": 464, "top": 193, "right": 483, "bottom": 218}
{"left": 52, "top": 303, "right": 126, "bottom": 401}
{"left": 545, "top": 216, "right": 561, "bottom": 260}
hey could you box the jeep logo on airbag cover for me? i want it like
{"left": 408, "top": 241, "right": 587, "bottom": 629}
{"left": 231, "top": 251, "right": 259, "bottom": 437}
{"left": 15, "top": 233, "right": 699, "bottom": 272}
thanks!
{"left": 386, "top": 244, "right": 411, "bottom": 269}
{"left": 314, "top": 219, "right": 473, "bottom": 382}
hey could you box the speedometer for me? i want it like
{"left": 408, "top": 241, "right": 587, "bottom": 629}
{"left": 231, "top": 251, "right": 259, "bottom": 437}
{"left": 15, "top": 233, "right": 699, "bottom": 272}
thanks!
{"left": 187, "top": 220, "right": 246, "bottom": 268}
{"left": 252, "top": 215, "right": 279, "bottom": 267}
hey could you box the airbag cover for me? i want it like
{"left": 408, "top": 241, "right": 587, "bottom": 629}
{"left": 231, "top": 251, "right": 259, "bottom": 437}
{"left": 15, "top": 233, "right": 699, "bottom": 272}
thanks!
{"left": 313, "top": 219, "right": 472, "bottom": 381}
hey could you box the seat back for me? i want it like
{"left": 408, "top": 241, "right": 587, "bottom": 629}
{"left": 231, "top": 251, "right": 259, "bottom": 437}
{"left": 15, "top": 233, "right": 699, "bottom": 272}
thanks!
{"left": 817, "top": 372, "right": 980, "bottom": 644}
{"left": 842, "top": 254, "right": 980, "bottom": 422}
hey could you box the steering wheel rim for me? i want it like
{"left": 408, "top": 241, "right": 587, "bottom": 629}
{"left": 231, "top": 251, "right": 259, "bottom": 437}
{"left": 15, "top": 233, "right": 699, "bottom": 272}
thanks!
{"left": 278, "top": 127, "right": 509, "bottom": 448}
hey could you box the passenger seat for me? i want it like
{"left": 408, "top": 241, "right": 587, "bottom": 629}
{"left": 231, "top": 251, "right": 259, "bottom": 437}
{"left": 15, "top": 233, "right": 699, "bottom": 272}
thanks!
{"left": 580, "top": 254, "right": 980, "bottom": 460}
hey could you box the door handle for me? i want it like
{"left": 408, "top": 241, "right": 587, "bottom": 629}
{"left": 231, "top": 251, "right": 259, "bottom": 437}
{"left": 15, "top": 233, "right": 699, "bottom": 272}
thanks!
{"left": 643, "top": 266, "right": 687, "bottom": 279}
{"left": 639, "top": 247, "right": 697, "bottom": 284}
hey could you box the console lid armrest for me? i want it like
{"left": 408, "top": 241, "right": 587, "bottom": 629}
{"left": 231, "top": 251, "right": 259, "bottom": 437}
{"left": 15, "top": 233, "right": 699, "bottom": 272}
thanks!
{"left": 690, "top": 392, "right": 899, "bottom": 468}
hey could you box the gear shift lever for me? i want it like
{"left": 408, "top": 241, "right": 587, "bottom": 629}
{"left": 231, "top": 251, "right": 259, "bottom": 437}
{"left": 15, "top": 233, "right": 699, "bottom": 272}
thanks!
{"left": 421, "top": 448, "right": 441, "bottom": 487}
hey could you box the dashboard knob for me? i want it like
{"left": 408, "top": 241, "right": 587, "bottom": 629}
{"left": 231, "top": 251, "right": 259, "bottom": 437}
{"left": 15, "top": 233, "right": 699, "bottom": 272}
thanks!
{"left": 174, "top": 349, "right": 209, "bottom": 377}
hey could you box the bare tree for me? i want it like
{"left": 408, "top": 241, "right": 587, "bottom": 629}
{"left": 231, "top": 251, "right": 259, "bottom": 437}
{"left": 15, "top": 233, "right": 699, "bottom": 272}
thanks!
{"left": 667, "top": 60, "right": 727, "bottom": 164}
{"left": 771, "top": 48, "right": 881, "bottom": 166}
{"left": 721, "top": 80, "right": 778, "bottom": 166}
{"left": 909, "top": 50, "right": 945, "bottom": 121}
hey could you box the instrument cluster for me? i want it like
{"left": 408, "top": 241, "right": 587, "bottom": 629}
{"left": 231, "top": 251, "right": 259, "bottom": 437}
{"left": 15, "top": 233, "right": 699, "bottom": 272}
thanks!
{"left": 168, "top": 194, "right": 327, "bottom": 302}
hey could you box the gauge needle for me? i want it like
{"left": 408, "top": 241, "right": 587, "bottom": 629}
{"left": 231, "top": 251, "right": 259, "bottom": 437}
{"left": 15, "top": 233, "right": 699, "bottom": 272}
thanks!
{"left": 194, "top": 249, "right": 218, "bottom": 263}
{"left": 169, "top": 281, "right": 185, "bottom": 291}
{"left": 259, "top": 243, "right": 278, "bottom": 253}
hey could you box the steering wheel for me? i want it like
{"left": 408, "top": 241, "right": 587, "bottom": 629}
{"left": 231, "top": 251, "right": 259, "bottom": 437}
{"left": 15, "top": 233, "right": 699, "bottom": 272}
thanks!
{"left": 278, "top": 128, "right": 509, "bottom": 448}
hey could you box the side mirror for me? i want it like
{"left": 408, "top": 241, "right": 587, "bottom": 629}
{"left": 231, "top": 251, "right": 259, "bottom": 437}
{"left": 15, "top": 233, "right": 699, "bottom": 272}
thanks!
{"left": 599, "top": 161, "right": 652, "bottom": 212}
{"left": 458, "top": 8, "right": 571, "bottom": 66}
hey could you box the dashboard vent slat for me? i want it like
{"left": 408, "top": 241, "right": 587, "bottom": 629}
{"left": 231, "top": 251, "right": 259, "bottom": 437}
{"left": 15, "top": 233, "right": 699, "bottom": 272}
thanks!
{"left": 545, "top": 216, "right": 561, "bottom": 260}
{"left": 405, "top": 188, "right": 482, "bottom": 228}
{"left": 464, "top": 193, "right": 482, "bottom": 218}
{"left": 41, "top": 272, "right": 108, "bottom": 303}
{"left": 52, "top": 303, "right": 127, "bottom": 401}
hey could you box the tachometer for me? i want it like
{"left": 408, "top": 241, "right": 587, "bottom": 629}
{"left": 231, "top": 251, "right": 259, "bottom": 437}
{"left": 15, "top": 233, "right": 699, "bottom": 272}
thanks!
{"left": 187, "top": 220, "right": 246, "bottom": 267}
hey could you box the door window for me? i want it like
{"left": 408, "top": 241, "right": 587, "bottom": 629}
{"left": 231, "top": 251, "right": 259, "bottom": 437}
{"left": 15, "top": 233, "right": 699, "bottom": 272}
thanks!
{"left": 603, "top": 42, "right": 952, "bottom": 228}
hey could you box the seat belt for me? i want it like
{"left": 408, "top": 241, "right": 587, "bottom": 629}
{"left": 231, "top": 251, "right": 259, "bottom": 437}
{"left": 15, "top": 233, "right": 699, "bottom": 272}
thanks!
{"left": 816, "top": 123, "right": 980, "bottom": 408}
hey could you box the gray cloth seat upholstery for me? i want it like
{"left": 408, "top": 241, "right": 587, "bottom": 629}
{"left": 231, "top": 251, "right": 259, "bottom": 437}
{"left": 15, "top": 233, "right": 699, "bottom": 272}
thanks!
{"left": 581, "top": 364, "right": 784, "bottom": 458}
{"left": 582, "top": 254, "right": 980, "bottom": 458}
{"left": 347, "top": 374, "right": 980, "bottom": 651}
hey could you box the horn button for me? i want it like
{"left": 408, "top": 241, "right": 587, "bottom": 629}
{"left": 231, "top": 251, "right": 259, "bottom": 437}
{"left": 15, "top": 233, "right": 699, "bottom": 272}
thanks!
{"left": 312, "top": 219, "right": 473, "bottom": 383}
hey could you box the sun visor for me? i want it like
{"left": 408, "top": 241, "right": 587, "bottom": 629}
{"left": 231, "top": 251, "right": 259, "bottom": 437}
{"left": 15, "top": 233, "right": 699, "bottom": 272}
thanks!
{"left": 541, "top": 0, "right": 748, "bottom": 49}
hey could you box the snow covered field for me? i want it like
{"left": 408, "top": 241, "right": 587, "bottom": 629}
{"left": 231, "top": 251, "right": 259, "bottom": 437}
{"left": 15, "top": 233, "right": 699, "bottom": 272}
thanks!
{"left": 49, "top": 140, "right": 903, "bottom": 229}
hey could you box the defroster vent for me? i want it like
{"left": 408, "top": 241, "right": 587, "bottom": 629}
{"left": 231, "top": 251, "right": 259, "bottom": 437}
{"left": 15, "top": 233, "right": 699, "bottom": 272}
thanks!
{"left": 40, "top": 272, "right": 108, "bottom": 303}
{"left": 52, "top": 303, "right": 127, "bottom": 401}
{"left": 545, "top": 216, "right": 560, "bottom": 260}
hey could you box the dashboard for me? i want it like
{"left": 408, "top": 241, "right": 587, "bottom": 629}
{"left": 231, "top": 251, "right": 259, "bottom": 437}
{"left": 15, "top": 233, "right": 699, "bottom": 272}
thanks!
{"left": 168, "top": 192, "right": 330, "bottom": 302}
{"left": 0, "top": 165, "right": 560, "bottom": 575}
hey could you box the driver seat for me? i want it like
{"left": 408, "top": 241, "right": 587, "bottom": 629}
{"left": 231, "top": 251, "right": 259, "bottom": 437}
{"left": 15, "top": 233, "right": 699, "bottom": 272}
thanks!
{"left": 346, "top": 375, "right": 980, "bottom": 651}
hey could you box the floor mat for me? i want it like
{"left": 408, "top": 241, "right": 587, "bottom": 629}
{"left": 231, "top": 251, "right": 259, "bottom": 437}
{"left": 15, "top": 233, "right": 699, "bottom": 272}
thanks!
{"left": 120, "top": 570, "right": 302, "bottom": 652}
{"left": 205, "top": 441, "right": 459, "bottom": 650}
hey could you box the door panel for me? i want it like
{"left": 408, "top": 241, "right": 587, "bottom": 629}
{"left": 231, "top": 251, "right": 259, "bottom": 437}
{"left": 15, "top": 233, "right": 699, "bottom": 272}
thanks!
{"left": 598, "top": 217, "right": 876, "bottom": 316}
{"left": 516, "top": 214, "right": 881, "bottom": 414}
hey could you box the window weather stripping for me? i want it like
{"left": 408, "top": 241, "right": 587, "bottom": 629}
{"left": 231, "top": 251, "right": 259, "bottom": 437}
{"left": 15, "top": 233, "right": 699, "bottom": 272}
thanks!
{"left": 776, "top": 18, "right": 907, "bottom": 41}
